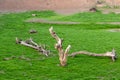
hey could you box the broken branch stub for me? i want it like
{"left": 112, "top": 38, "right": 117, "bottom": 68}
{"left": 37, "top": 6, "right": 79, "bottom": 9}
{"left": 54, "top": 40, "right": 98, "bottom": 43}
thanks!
{"left": 49, "top": 27, "right": 71, "bottom": 66}
{"left": 16, "top": 37, "right": 49, "bottom": 56}
{"left": 69, "top": 49, "right": 117, "bottom": 62}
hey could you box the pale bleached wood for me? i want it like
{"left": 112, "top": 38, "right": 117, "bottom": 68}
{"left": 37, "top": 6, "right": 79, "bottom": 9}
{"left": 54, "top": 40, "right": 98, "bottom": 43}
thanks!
{"left": 69, "top": 49, "right": 117, "bottom": 62}
{"left": 49, "top": 27, "right": 71, "bottom": 66}
{"left": 16, "top": 37, "right": 49, "bottom": 56}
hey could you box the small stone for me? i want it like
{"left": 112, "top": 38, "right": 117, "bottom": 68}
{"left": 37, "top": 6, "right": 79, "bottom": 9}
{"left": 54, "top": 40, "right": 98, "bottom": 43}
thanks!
{"left": 29, "top": 30, "right": 37, "bottom": 34}
{"left": 3, "top": 58, "right": 11, "bottom": 61}
{"left": 25, "top": 58, "right": 31, "bottom": 61}
{"left": 32, "top": 14, "right": 36, "bottom": 17}
{"left": 0, "top": 70, "right": 5, "bottom": 74}
{"left": 89, "top": 7, "right": 97, "bottom": 12}
{"left": 19, "top": 55, "right": 26, "bottom": 60}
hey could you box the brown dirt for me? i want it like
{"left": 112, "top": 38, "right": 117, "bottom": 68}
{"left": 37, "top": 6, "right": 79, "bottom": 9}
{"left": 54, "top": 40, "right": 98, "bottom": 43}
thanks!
{"left": 26, "top": 18, "right": 120, "bottom": 25}
{"left": 97, "top": 22, "right": 120, "bottom": 25}
{"left": 108, "top": 29, "right": 120, "bottom": 32}
{"left": 26, "top": 18, "right": 80, "bottom": 24}
{"left": 105, "top": 0, "right": 120, "bottom": 6}
{"left": 0, "top": 0, "right": 120, "bottom": 14}
{"left": 0, "top": 0, "right": 96, "bottom": 14}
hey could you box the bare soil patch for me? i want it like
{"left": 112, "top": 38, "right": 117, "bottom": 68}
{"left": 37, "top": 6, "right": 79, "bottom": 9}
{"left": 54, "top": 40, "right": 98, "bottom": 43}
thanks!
{"left": 26, "top": 18, "right": 120, "bottom": 25}
{"left": 97, "top": 22, "right": 120, "bottom": 25}
{"left": 99, "top": 9, "right": 120, "bottom": 14}
{"left": 108, "top": 29, "right": 120, "bottom": 32}
{"left": 26, "top": 18, "right": 80, "bottom": 24}
{"left": 1, "top": 0, "right": 120, "bottom": 14}
{"left": 0, "top": 0, "right": 96, "bottom": 14}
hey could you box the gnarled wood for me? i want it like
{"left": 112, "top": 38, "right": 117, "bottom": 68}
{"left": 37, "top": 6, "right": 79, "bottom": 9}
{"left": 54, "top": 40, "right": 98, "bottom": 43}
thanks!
{"left": 16, "top": 37, "right": 49, "bottom": 56}
{"left": 49, "top": 27, "right": 71, "bottom": 66}
{"left": 69, "top": 49, "right": 117, "bottom": 62}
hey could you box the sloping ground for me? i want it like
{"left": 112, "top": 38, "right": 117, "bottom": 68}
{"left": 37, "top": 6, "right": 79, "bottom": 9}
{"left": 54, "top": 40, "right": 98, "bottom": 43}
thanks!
{"left": 105, "top": 0, "right": 120, "bottom": 6}
{"left": 0, "top": 0, "right": 120, "bottom": 14}
{"left": 26, "top": 18, "right": 120, "bottom": 25}
{"left": 0, "top": 0, "right": 96, "bottom": 14}
{"left": 26, "top": 18, "right": 81, "bottom": 24}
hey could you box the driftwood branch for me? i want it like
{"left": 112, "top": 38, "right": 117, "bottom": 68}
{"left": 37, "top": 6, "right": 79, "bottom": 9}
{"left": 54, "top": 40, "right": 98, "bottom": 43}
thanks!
{"left": 69, "top": 49, "right": 117, "bottom": 62}
{"left": 16, "top": 37, "right": 49, "bottom": 56}
{"left": 49, "top": 27, "right": 71, "bottom": 66}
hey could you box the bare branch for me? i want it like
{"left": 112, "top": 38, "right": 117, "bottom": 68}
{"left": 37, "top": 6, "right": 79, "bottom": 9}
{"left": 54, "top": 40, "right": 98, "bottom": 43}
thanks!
{"left": 16, "top": 37, "right": 49, "bottom": 56}
{"left": 49, "top": 27, "right": 61, "bottom": 41}
{"left": 29, "top": 37, "right": 39, "bottom": 47}
{"left": 69, "top": 49, "right": 117, "bottom": 62}
{"left": 63, "top": 45, "right": 71, "bottom": 62}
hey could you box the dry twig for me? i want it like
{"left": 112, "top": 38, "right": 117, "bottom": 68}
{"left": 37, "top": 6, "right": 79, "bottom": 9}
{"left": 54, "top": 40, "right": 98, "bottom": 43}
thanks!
{"left": 16, "top": 37, "right": 49, "bottom": 56}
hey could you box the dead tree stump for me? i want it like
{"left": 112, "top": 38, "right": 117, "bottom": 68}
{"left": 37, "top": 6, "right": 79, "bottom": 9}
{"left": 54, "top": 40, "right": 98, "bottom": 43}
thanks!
{"left": 49, "top": 27, "right": 71, "bottom": 66}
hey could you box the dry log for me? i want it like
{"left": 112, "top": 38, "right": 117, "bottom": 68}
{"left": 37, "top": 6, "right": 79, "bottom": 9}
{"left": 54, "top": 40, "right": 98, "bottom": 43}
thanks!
{"left": 49, "top": 27, "right": 71, "bottom": 66}
{"left": 69, "top": 49, "right": 117, "bottom": 62}
{"left": 16, "top": 37, "right": 49, "bottom": 56}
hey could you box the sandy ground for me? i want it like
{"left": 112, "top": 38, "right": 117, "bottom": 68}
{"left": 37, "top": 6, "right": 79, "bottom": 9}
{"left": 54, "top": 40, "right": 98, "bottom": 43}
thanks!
{"left": 0, "top": 0, "right": 120, "bottom": 14}
{"left": 26, "top": 18, "right": 81, "bottom": 24}
{"left": 0, "top": 0, "right": 96, "bottom": 14}
{"left": 26, "top": 18, "right": 120, "bottom": 25}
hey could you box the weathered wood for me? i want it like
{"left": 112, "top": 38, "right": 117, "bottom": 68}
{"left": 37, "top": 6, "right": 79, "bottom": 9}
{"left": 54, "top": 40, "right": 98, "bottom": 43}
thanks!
{"left": 69, "top": 49, "right": 117, "bottom": 62}
{"left": 49, "top": 27, "right": 71, "bottom": 66}
{"left": 16, "top": 37, "right": 49, "bottom": 56}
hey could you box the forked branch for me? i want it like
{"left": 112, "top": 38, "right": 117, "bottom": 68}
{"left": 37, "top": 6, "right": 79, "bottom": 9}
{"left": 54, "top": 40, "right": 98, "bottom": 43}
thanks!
{"left": 16, "top": 37, "right": 49, "bottom": 56}
{"left": 69, "top": 49, "right": 117, "bottom": 62}
{"left": 49, "top": 27, "right": 71, "bottom": 66}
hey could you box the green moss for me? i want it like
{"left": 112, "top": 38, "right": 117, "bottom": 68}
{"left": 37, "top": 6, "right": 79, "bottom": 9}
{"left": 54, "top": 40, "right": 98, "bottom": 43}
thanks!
{"left": 0, "top": 11, "right": 120, "bottom": 79}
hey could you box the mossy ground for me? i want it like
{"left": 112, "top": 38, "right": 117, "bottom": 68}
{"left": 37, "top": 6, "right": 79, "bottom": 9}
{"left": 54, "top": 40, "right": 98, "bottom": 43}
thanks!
{"left": 0, "top": 11, "right": 120, "bottom": 80}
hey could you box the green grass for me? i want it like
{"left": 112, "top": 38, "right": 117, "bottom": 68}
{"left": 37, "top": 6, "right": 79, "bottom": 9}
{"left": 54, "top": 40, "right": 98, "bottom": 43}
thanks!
{"left": 34, "top": 11, "right": 120, "bottom": 23}
{"left": 1, "top": 11, "right": 120, "bottom": 79}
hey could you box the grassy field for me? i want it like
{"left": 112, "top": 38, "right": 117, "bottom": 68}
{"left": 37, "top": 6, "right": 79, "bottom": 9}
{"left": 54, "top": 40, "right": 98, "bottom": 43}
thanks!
{"left": 0, "top": 11, "right": 120, "bottom": 80}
